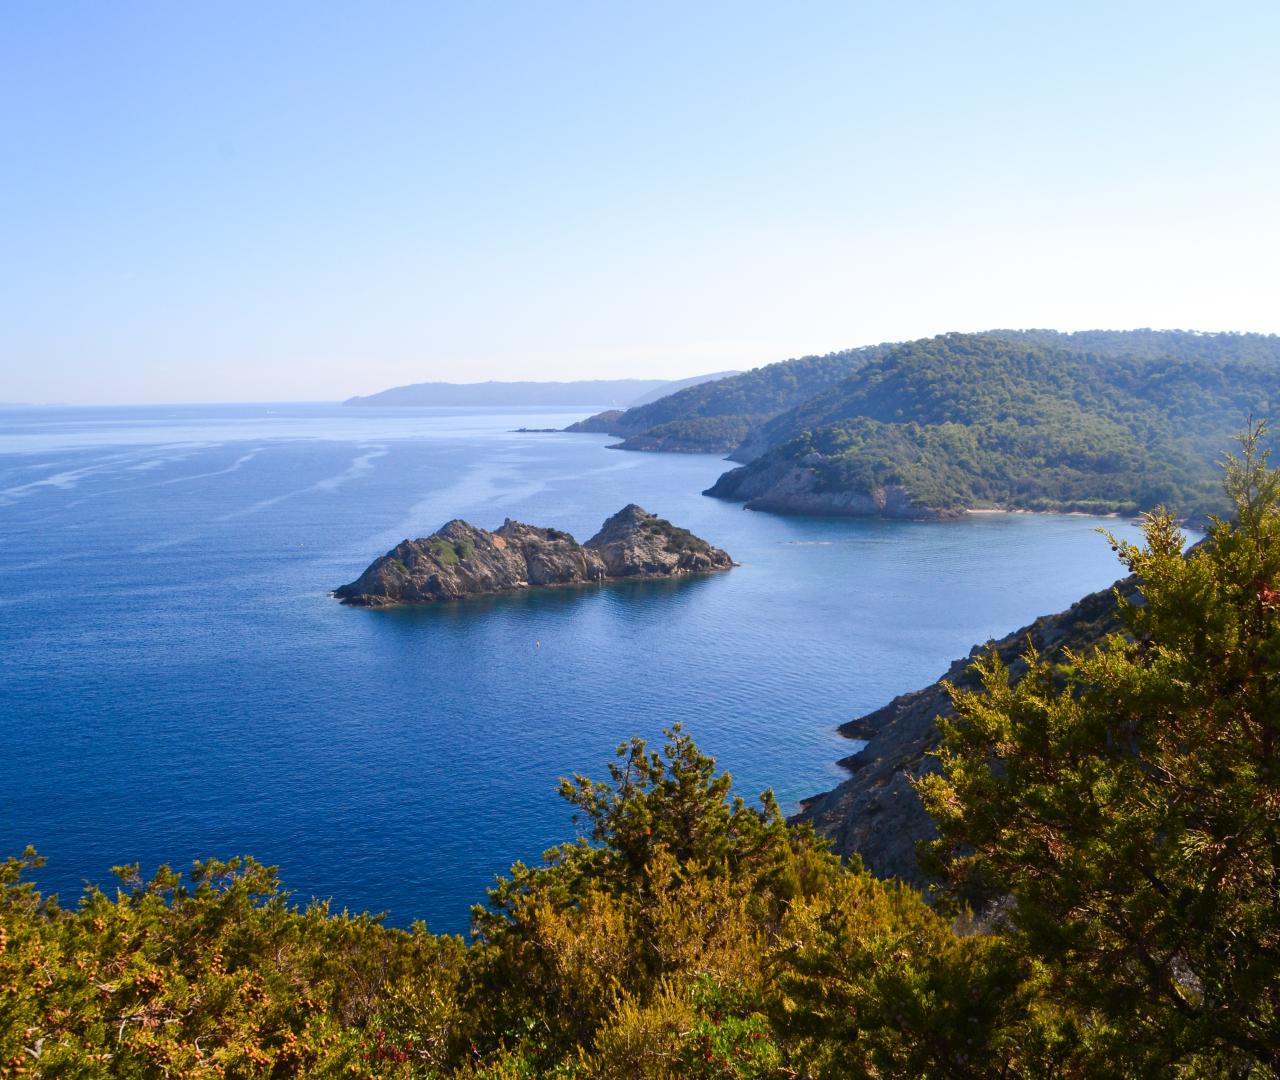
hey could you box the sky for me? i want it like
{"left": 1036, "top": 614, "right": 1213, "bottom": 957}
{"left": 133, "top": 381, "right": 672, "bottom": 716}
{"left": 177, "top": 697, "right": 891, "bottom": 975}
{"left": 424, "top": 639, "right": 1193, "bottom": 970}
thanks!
{"left": 2, "top": 1, "right": 1279, "bottom": 404}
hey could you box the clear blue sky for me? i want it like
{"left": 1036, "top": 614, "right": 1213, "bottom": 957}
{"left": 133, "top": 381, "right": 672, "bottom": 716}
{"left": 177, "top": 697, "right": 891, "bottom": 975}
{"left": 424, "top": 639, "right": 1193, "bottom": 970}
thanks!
{"left": 3, "top": 1, "right": 1278, "bottom": 404}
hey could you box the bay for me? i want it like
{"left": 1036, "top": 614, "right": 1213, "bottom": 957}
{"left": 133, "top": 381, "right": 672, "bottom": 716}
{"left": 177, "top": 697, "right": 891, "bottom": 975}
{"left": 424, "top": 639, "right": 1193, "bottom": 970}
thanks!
{"left": 0, "top": 403, "right": 1148, "bottom": 933}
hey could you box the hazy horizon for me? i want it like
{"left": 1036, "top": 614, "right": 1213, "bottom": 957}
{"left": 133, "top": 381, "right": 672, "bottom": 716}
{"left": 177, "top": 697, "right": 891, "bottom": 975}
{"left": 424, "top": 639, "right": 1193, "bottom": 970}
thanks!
{"left": 4, "top": 1, "right": 1279, "bottom": 405}
{"left": 7, "top": 325, "right": 1280, "bottom": 409}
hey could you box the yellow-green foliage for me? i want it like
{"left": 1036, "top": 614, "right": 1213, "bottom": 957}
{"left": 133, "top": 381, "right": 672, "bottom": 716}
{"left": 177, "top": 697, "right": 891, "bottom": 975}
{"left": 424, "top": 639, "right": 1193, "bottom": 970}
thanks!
{"left": 4, "top": 705, "right": 1276, "bottom": 1077}
{"left": 0, "top": 733, "right": 1009, "bottom": 1078}
{"left": 428, "top": 537, "right": 461, "bottom": 565}
{"left": 0, "top": 851, "right": 467, "bottom": 1077}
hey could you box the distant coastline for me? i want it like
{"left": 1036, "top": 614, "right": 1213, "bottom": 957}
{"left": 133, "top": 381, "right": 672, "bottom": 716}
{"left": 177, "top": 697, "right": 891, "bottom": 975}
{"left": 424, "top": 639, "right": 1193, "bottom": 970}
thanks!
{"left": 344, "top": 371, "right": 737, "bottom": 409}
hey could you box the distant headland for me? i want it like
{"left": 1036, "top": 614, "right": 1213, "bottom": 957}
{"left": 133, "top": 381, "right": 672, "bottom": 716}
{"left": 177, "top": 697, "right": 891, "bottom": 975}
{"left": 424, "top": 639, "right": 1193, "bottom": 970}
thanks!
{"left": 334, "top": 505, "right": 733, "bottom": 607}
{"left": 342, "top": 372, "right": 737, "bottom": 409}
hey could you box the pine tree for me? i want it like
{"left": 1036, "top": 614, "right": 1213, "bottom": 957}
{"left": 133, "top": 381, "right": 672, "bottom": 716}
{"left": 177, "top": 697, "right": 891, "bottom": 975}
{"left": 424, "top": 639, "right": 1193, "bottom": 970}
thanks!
{"left": 919, "top": 423, "right": 1280, "bottom": 1074}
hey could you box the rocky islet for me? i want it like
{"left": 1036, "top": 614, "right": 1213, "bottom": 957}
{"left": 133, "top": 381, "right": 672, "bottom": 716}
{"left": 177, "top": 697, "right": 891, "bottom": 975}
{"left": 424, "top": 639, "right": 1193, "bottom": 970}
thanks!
{"left": 335, "top": 504, "right": 734, "bottom": 608}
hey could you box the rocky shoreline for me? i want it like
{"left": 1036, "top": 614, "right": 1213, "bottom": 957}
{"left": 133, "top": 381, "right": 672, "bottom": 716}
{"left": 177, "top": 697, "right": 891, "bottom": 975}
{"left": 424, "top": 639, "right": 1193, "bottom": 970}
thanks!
{"left": 704, "top": 457, "right": 961, "bottom": 521}
{"left": 335, "top": 505, "right": 734, "bottom": 608}
{"left": 791, "top": 576, "right": 1133, "bottom": 885}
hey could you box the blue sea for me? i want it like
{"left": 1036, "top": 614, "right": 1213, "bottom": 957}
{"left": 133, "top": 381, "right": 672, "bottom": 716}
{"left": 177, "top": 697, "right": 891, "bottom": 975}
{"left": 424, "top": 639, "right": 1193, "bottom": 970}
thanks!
{"left": 1, "top": 404, "right": 1148, "bottom": 933}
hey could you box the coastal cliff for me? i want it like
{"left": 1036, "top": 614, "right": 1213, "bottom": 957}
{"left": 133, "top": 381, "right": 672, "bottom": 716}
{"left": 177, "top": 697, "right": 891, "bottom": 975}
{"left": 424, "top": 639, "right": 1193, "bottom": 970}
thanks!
{"left": 793, "top": 576, "right": 1132, "bottom": 884}
{"left": 704, "top": 453, "right": 961, "bottom": 520}
{"left": 335, "top": 505, "right": 733, "bottom": 607}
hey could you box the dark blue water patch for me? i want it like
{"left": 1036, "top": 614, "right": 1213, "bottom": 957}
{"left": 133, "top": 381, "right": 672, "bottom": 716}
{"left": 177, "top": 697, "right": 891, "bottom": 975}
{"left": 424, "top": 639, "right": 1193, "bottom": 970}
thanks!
{"left": 0, "top": 404, "right": 1167, "bottom": 932}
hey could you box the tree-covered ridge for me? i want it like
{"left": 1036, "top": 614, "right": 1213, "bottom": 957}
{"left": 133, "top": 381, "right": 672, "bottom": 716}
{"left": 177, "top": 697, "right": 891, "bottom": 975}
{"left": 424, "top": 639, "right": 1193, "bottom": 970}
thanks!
{"left": 710, "top": 333, "right": 1280, "bottom": 519}
{"left": 740, "top": 331, "right": 1280, "bottom": 460}
{"left": 565, "top": 343, "right": 899, "bottom": 452}
{"left": 564, "top": 329, "right": 1280, "bottom": 462}
{"left": 986, "top": 327, "right": 1280, "bottom": 364}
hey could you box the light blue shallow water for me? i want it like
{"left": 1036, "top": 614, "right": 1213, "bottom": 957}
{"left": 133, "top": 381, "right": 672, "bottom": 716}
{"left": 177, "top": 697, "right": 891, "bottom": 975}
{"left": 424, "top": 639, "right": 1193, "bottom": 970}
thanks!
{"left": 0, "top": 403, "right": 1147, "bottom": 932}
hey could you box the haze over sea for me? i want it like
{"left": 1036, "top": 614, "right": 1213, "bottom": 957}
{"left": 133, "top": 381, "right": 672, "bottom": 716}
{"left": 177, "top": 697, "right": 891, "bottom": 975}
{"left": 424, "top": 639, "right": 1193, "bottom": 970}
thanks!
{"left": 1, "top": 404, "right": 1148, "bottom": 933}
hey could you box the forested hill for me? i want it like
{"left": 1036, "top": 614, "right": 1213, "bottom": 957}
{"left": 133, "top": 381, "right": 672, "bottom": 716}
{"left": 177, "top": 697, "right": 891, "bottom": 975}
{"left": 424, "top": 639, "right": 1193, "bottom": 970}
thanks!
{"left": 625, "top": 369, "right": 740, "bottom": 405}
{"left": 987, "top": 327, "right": 1280, "bottom": 364}
{"left": 564, "top": 342, "right": 900, "bottom": 451}
{"left": 732, "top": 328, "right": 1280, "bottom": 462}
{"left": 706, "top": 333, "right": 1280, "bottom": 520}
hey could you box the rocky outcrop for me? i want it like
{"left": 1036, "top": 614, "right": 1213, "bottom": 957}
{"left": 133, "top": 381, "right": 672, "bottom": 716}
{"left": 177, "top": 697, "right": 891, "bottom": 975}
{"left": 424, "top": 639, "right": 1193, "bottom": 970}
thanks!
{"left": 791, "top": 577, "right": 1133, "bottom": 885}
{"left": 335, "top": 505, "right": 734, "bottom": 608}
{"left": 704, "top": 456, "right": 960, "bottom": 520}
{"left": 727, "top": 430, "right": 773, "bottom": 464}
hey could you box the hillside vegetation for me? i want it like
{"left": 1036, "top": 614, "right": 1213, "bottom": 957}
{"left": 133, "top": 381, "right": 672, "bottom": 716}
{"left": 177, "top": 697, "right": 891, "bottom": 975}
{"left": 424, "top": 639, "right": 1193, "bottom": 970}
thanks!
{"left": 740, "top": 329, "right": 1280, "bottom": 461}
{"left": 708, "top": 332, "right": 1280, "bottom": 520}
{"left": 989, "top": 327, "right": 1280, "bottom": 364}
{"left": 560, "top": 329, "right": 1280, "bottom": 520}
{"left": 565, "top": 343, "right": 899, "bottom": 452}
{"left": 5, "top": 436, "right": 1280, "bottom": 1076}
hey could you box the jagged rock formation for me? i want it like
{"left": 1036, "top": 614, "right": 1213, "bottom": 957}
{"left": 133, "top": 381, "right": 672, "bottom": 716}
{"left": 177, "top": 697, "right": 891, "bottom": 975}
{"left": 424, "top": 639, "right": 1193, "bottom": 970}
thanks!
{"left": 335, "top": 505, "right": 733, "bottom": 608}
{"left": 792, "top": 577, "right": 1134, "bottom": 885}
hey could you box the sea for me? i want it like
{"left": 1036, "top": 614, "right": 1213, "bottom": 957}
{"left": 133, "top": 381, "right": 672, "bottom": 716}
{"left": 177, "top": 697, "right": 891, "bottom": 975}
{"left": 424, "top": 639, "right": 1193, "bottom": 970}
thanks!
{"left": 1, "top": 403, "right": 1151, "bottom": 934}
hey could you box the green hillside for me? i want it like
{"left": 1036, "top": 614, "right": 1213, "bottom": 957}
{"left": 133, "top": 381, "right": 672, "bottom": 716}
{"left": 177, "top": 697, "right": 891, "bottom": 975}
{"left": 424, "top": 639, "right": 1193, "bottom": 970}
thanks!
{"left": 565, "top": 343, "right": 899, "bottom": 452}
{"left": 734, "top": 329, "right": 1280, "bottom": 462}
{"left": 708, "top": 333, "right": 1280, "bottom": 520}
{"left": 987, "top": 327, "right": 1280, "bottom": 364}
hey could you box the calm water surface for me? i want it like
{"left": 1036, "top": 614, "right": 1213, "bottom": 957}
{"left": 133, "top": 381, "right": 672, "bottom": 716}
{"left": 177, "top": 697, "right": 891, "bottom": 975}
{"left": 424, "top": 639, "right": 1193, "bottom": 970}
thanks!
{"left": 1, "top": 404, "right": 1149, "bottom": 932}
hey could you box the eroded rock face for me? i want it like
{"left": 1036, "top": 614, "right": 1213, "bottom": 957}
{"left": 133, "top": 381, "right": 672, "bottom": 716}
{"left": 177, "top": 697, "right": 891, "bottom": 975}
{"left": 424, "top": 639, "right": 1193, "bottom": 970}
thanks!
{"left": 585, "top": 504, "right": 733, "bottom": 578}
{"left": 704, "top": 457, "right": 958, "bottom": 520}
{"left": 334, "top": 505, "right": 733, "bottom": 607}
